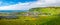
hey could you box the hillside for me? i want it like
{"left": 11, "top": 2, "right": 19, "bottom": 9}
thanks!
{"left": 0, "top": 7, "right": 60, "bottom": 25}
{"left": 29, "top": 7, "right": 60, "bottom": 14}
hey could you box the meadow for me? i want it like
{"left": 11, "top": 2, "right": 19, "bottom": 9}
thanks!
{"left": 0, "top": 7, "right": 60, "bottom": 25}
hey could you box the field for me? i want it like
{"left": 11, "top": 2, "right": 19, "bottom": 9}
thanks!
{"left": 0, "top": 7, "right": 60, "bottom": 25}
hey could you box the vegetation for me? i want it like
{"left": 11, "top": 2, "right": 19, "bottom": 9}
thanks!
{"left": 0, "top": 7, "right": 60, "bottom": 25}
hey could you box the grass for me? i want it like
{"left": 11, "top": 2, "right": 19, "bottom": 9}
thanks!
{"left": 0, "top": 15, "right": 60, "bottom": 25}
{"left": 0, "top": 7, "right": 60, "bottom": 25}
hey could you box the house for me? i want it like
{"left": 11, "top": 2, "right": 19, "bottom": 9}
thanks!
{"left": 23, "top": 12, "right": 52, "bottom": 16}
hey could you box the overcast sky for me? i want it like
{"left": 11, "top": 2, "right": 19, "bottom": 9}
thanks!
{"left": 0, "top": 0, "right": 59, "bottom": 10}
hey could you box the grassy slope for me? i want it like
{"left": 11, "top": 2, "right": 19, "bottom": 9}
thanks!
{"left": 0, "top": 7, "right": 60, "bottom": 25}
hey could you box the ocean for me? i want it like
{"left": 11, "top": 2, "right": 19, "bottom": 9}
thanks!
{"left": 0, "top": 10, "right": 28, "bottom": 12}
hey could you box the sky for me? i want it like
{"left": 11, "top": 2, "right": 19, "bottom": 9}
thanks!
{"left": 0, "top": 0, "right": 59, "bottom": 10}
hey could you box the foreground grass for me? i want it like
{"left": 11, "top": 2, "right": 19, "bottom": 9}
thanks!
{"left": 0, "top": 15, "right": 60, "bottom": 25}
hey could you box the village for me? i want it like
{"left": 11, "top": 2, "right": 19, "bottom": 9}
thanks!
{"left": 0, "top": 11, "right": 52, "bottom": 19}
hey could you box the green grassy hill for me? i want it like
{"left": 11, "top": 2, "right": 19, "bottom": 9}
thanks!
{"left": 0, "top": 7, "right": 60, "bottom": 25}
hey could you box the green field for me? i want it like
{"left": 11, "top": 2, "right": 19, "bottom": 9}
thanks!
{"left": 0, "top": 7, "right": 60, "bottom": 25}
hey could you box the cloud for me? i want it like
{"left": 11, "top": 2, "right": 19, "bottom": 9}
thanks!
{"left": 0, "top": 0, "right": 59, "bottom": 10}
{"left": 45, "top": 0, "right": 56, "bottom": 3}
{"left": 0, "top": 2, "right": 31, "bottom": 10}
